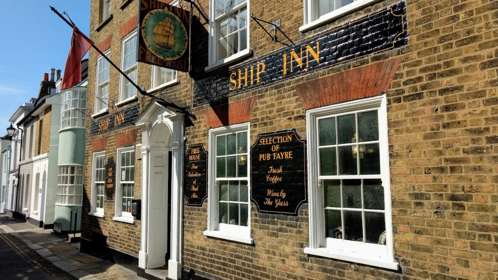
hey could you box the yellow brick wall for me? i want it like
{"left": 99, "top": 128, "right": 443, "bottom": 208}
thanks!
{"left": 82, "top": 0, "right": 498, "bottom": 279}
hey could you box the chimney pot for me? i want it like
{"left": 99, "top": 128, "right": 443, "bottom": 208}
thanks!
{"left": 50, "top": 68, "right": 55, "bottom": 82}
{"left": 56, "top": 69, "right": 62, "bottom": 81}
{"left": 43, "top": 73, "right": 49, "bottom": 81}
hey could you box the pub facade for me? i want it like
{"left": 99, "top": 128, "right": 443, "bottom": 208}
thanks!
{"left": 82, "top": 0, "right": 498, "bottom": 279}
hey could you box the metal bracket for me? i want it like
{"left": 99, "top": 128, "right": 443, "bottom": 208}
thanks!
{"left": 251, "top": 15, "right": 295, "bottom": 47}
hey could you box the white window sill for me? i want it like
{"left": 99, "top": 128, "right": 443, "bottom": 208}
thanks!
{"left": 59, "top": 126, "right": 85, "bottom": 133}
{"left": 148, "top": 80, "right": 179, "bottom": 93}
{"left": 299, "top": 0, "right": 379, "bottom": 33}
{"left": 112, "top": 215, "right": 134, "bottom": 224}
{"left": 88, "top": 211, "right": 104, "bottom": 218}
{"left": 304, "top": 247, "right": 398, "bottom": 270}
{"left": 116, "top": 95, "right": 138, "bottom": 107}
{"left": 203, "top": 230, "right": 254, "bottom": 245}
{"left": 92, "top": 110, "right": 109, "bottom": 119}
{"left": 205, "top": 49, "right": 252, "bottom": 72}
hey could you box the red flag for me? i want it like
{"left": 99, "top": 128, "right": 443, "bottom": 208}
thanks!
{"left": 61, "top": 28, "right": 90, "bottom": 90}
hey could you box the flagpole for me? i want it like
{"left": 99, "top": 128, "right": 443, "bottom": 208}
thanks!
{"left": 50, "top": 6, "right": 193, "bottom": 117}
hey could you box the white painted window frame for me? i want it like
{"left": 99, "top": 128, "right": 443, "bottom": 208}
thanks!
{"left": 204, "top": 122, "right": 253, "bottom": 244}
{"left": 90, "top": 152, "right": 106, "bottom": 217}
{"left": 300, "top": 0, "right": 379, "bottom": 32}
{"left": 119, "top": 31, "right": 138, "bottom": 104}
{"left": 149, "top": 66, "right": 178, "bottom": 92}
{"left": 207, "top": 0, "right": 251, "bottom": 69}
{"left": 304, "top": 95, "right": 398, "bottom": 270}
{"left": 94, "top": 52, "right": 110, "bottom": 116}
{"left": 113, "top": 146, "right": 135, "bottom": 224}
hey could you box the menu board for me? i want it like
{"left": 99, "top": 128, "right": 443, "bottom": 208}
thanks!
{"left": 105, "top": 157, "right": 115, "bottom": 200}
{"left": 184, "top": 144, "right": 207, "bottom": 206}
{"left": 251, "top": 130, "right": 306, "bottom": 215}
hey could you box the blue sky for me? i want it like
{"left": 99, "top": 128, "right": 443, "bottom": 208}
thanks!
{"left": 0, "top": 1, "right": 89, "bottom": 130}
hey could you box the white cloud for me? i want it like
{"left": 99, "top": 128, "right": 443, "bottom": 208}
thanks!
{"left": 0, "top": 84, "right": 25, "bottom": 96}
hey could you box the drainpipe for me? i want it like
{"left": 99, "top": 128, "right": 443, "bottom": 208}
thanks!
{"left": 14, "top": 127, "right": 24, "bottom": 216}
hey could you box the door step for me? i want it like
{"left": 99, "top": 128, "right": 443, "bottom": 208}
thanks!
{"left": 144, "top": 268, "right": 168, "bottom": 280}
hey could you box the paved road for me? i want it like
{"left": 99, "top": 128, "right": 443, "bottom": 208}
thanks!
{"left": 0, "top": 229, "right": 73, "bottom": 280}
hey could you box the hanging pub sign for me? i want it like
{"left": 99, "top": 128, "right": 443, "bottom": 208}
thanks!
{"left": 184, "top": 144, "right": 207, "bottom": 206}
{"left": 105, "top": 157, "right": 116, "bottom": 200}
{"left": 251, "top": 130, "right": 306, "bottom": 215}
{"left": 138, "top": 0, "right": 190, "bottom": 71}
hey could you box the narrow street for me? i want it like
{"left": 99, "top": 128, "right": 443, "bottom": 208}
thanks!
{"left": 0, "top": 228, "right": 73, "bottom": 280}
{"left": 0, "top": 214, "right": 145, "bottom": 280}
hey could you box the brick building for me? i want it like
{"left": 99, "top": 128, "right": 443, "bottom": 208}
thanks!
{"left": 81, "top": 0, "right": 498, "bottom": 280}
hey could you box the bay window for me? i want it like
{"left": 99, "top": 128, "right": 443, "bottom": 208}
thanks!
{"left": 56, "top": 166, "right": 83, "bottom": 206}
{"left": 61, "top": 87, "right": 86, "bottom": 129}
{"left": 205, "top": 123, "right": 252, "bottom": 244}
{"left": 209, "top": 0, "right": 250, "bottom": 67}
{"left": 305, "top": 95, "right": 397, "bottom": 270}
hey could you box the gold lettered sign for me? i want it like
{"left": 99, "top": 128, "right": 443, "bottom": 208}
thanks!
{"left": 251, "top": 130, "right": 306, "bottom": 215}
{"left": 184, "top": 144, "right": 207, "bottom": 206}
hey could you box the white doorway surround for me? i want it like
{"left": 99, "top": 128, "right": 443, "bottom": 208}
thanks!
{"left": 136, "top": 101, "right": 184, "bottom": 280}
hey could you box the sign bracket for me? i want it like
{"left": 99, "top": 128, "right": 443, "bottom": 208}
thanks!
{"left": 251, "top": 15, "right": 295, "bottom": 47}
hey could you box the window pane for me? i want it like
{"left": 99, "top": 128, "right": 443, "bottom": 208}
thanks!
{"left": 219, "top": 202, "right": 228, "bottom": 223}
{"left": 237, "top": 132, "right": 247, "bottom": 153}
{"left": 216, "top": 157, "right": 226, "bottom": 177}
{"left": 358, "top": 110, "right": 378, "bottom": 142}
{"left": 319, "top": 117, "right": 336, "bottom": 146}
{"left": 217, "top": 135, "right": 226, "bottom": 156}
{"left": 365, "top": 212, "right": 386, "bottom": 244}
{"left": 226, "top": 156, "right": 236, "bottom": 177}
{"left": 338, "top": 145, "right": 357, "bottom": 174}
{"left": 237, "top": 155, "right": 247, "bottom": 177}
{"left": 325, "top": 210, "right": 342, "bottom": 239}
{"left": 239, "top": 29, "right": 247, "bottom": 51}
{"left": 337, "top": 114, "right": 356, "bottom": 144}
{"left": 239, "top": 181, "right": 248, "bottom": 202}
{"left": 363, "top": 179, "right": 384, "bottom": 210}
{"left": 319, "top": 147, "right": 337, "bottom": 175}
{"left": 240, "top": 204, "right": 248, "bottom": 226}
{"left": 359, "top": 144, "right": 380, "bottom": 174}
{"left": 323, "top": 180, "right": 340, "bottom": 207}
{"left": 219, "top": 181, "right": 228, "bottom": 201}
{"left": 227, "top": 134, "right": 236, "bottom": 154}
{"left": 344, "top": 211, "right": 363, "bottom": 241}
{"left": 229, "top": 203, "right": 239, "bottom": 225}
{"left": 342, "top": 180, "right": 361, "bottom": 208}
{"left": 227, "top": 33, "right": 238, "bottom": 56}
{"left": 229, "top": 182, "right": 238, "bottom": 201}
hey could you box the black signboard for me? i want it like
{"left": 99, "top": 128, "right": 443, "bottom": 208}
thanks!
{"left": 184, "top": 144, "right": 207, "bottom": 206}
{"left": 105, "top": 158, "right": 115, "bottom": 200}
{"left": 192, "top": 1, "right": 407, "bottom": 106}
{"left": 138, "top": 0, "right": 191, "bottom": 72}
{"left": 251, "top": 130, "right": 306, "bottom": 215}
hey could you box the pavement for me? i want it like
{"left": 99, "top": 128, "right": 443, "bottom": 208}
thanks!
{"left": 0, "top": 213, "right": 145, "bottom": 280}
